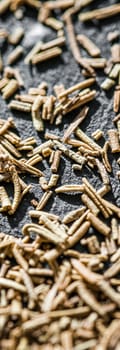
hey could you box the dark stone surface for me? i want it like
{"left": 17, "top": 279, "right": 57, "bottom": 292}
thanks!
{"left": 0, "top": 0, "right": 120, "bottom": 237}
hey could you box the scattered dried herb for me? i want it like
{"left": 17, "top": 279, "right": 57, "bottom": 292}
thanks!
{"left": 0, "top": 1, "right": 120, "bottom": 349}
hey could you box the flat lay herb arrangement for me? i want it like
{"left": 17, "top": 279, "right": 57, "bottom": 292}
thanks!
{"left": 0, "top": 0, "right": 120, "bottom": 349}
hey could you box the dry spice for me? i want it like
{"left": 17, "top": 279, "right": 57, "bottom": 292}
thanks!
{"left": 7, "top": 45, "right": 24, "bottom": 65}
{"left": 108, "top": 129, "right": 120, "bottom": 153}
{"left": 58, "top": 78, "right": 95, "bottom": 99}
{"left": 109, "top": 64, "right": 120, "bottom": 80}
{"left": 64, "top": 13, "right": 95, "bottom": 75}
{"left": 0, "top": 186, "right": 11, "bottom": 212}
{"left": 4, "top": 67, "right": 24, "bottom": 87}
{"left": 114, "top": 72, "right": 120, "bottom": 113}
{"left": 0, "top": 119, "right": 45, "bottom": 214}
{"left": 55, "top": 184, "right": 84, "bottom": 194}
{"left": 8, "top": 27, "right": 24, "bottom": 45}
{"left": 47, "top": 174, "right": 59, "bottom": 189}
{"left": 79, "top": 4, "right": 120, "bottom": 21}
{"left": 107, "top": 31, "right": 119, "bottom": 43}
{"left": 32, "top": 47, "right": 62, "bottom": 65}
{"left": 45, "top": 17, "right": 63, "bottom": 31}
{"left": 87, "top": 212, "right": 110, "bottom": 236}
{"left": 2, "top": 79, "right": 19, "bottom": 100}
{"left": 32, "top": 96, "right": 44, "bottom": 132}
{"left": 0, "top": 53, "right": 3, "bottom": 73}
{"left": 92, "top": 129, "right": 104, "bottom": 141}
{"left": 111, "top": 44, "right": 120, "bottom": 64}
{"left": 24, "top": 41, "right": 42, "bottom": 64}
{"left": 2, "top": 212, "right": 119, "bottom": 343}
{"left": 41, "top": 37, "right": 65, "bottom": 51}
{"left": 9, "top": 100, "right": 32, "bottom": 112}
{"left": 0, "top": 78, "right": 9, "bottom": 91}
{"left": 101, "top": 77, "right": 115, "bottom": 91}
{"left": 36, "top": 191, "right": 53, "bottom": 211}
{"left": 81, "top": 193, "right": 99, "bottom": 216}
{"left": 83, "top": 57, "right": 107, "bottom": 69}
{"left": 0, "top": 0, "right": 11, "bottom": 15}
{"left": 63, "top": 207, "right": 85, "bottom": 224}
{"left": 0, "top": 1, "right": 120, "bottom": 349}
{"left": 45, "top": 0, "right": 74, "bottom": 10}
{"left": 77, "top": 34, "right": 101, "bottom": 57}
{"left": 10, "top": 80, "right": 96, "bottom": 128}
{"left": 51, "top": 150, "right": 61, "bottom": 173}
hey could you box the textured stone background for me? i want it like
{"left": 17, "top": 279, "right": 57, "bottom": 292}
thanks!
{"left": 0, "top": 0, "right": 120, "bottom": 237}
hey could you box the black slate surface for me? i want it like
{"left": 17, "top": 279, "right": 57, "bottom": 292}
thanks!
{"left": 0, "top": 0, "right": 120, "bottom": 237}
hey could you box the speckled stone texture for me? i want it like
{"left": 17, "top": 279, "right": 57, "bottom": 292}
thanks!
{"left": 0, "top": 0, "right": 120, "bottom": 237}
